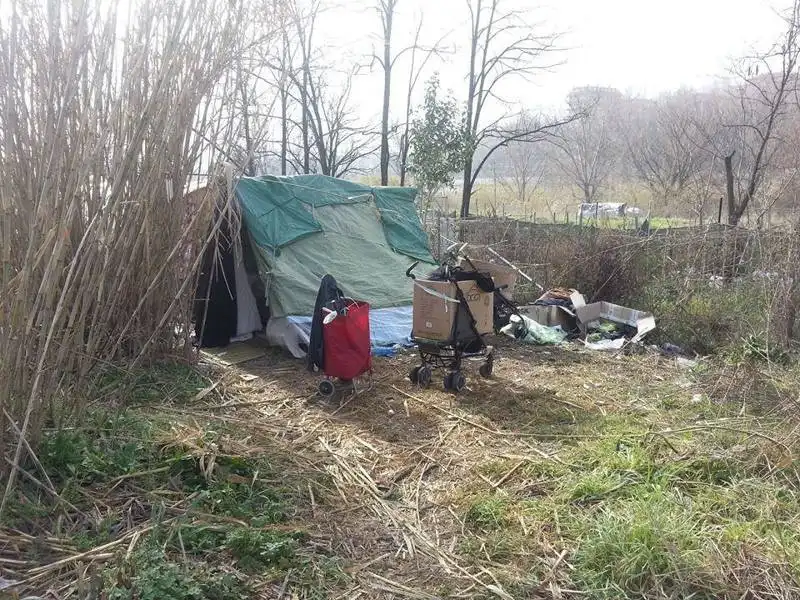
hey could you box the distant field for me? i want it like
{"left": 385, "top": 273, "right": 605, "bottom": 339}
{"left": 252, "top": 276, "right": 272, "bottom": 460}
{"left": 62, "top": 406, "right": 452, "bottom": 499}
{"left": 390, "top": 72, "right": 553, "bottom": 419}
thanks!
{"left": 428, "top": 180, "right": 702, "bottom": 224}
{"left": 356, "top": 174, "right": 714, "bottom": 225}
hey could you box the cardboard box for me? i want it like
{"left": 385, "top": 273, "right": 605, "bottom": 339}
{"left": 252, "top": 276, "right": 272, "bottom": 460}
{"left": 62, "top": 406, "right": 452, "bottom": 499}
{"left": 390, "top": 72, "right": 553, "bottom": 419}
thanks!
{"left": 522, "top": 304, "right": 577, "bottom": 330}
{"left": 520, "top": 290, "right": 585, "bottom": 331}
{"left": 575, "top": 301, "right": 656, "bottom": 343}
{"left": 412, "top": 279, "right": 494, "bottom": 341}
{"left": 459, "top": 258, "right": 518, "bottom": 299}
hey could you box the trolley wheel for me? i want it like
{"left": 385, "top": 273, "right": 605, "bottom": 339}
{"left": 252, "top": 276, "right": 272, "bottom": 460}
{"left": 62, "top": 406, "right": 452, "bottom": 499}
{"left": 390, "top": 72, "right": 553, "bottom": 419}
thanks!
{"left": 479, "top": 357, "right": 494, "bottom": 378}
{"left": 318, "top": 379, "right": 336, "bottom": 398}
{"left": 444, "top": 371, "right": 466, "bottom": 393}
{"left": 413, "top": 365, "right": 432, "bottom": 388}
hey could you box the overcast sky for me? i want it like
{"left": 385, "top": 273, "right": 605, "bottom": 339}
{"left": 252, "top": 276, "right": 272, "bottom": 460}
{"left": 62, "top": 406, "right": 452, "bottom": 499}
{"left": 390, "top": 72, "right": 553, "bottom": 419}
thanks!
{"left": 314, "top": 0, "right": 790, "bottom": 123}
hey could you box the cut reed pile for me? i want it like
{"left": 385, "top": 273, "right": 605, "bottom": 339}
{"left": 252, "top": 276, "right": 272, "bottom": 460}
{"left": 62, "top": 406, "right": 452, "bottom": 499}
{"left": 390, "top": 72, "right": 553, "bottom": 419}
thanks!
{"left": 0, "top": 0, "right": 277, "bottom": 512}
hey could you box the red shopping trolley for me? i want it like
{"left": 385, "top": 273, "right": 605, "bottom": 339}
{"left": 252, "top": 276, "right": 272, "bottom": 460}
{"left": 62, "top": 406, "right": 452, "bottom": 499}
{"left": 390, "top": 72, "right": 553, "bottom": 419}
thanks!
{"left": 317, "top": 298, "right": 372, "bottom": 398}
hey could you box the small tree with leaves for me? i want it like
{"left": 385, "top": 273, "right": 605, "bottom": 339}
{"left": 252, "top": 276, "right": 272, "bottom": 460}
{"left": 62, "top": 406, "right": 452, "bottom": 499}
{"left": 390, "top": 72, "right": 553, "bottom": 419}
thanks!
{"left": 408, "top": 76, "right": 468, "bottom": 218}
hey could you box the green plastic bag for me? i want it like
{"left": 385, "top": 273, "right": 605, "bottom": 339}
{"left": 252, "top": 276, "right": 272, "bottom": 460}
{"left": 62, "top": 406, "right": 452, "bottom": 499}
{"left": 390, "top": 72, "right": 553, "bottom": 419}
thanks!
{"left": 500, "top": 314, "right": 568, "bottom": 345}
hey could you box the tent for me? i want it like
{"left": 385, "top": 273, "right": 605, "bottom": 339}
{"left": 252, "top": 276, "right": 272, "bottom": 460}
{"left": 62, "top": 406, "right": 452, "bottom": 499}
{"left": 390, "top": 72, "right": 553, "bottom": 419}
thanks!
{"left": 194, "top": 174, "right": 435, "bottom": 355}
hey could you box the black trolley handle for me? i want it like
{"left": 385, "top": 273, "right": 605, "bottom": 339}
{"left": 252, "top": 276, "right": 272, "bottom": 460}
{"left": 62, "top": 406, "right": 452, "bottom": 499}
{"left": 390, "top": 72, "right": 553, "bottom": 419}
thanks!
{"left": 406, "top": 261, "right": 420, "bottom": 280}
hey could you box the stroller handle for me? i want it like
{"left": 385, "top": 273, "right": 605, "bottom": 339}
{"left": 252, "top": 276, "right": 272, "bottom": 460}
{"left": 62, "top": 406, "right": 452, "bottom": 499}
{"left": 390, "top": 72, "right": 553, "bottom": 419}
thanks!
{"left": 406, "top": 261, "right": 420, "bottom": 280}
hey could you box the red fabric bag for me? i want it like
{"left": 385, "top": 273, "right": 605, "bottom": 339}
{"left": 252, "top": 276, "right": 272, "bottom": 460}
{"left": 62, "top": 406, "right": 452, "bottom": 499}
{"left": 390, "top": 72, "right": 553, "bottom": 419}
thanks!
{"left": 322, "top": 301, "right": 372, "bottom": 380}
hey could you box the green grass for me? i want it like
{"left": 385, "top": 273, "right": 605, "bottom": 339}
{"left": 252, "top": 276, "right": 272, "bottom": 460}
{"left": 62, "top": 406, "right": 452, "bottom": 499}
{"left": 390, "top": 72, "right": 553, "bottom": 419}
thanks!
{"left": 572, "top": 489, "right": 714, "bottom": 599}
{"left": 431, "top": 179, "right": 702, "bottom": 224}
{"left": 13, "top": 344, "right": 800, "bottom": 599}
{"left": 464, "top": 493, "right": 511, "bottom": 531}
{"left": 8, "top": 362, "right": 348, "bottom": 600}
{"left": 106, "top": 534, "right": 253, "bottom": 600}
{"left": 94, "top": 361, "right": 209, "bottom": 405}
{"left": 453, "top": 380, "right": 800, "bottom": 599}
{"left": 38, "top": 409, "right": 158, "bottom": 485}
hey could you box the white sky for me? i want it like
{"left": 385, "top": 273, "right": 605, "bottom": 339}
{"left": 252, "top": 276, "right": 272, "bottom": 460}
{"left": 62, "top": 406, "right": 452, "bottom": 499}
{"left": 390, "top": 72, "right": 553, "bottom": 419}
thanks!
{"left": 316, "top": 0, "right": 791, "bottom": 121}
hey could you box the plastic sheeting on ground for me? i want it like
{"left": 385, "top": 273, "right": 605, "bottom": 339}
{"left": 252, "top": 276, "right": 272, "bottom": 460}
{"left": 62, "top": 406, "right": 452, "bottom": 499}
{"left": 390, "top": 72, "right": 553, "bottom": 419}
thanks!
{"left": 265, "top": 306, "right": 414, "bottom": 359}
{"left": 500, "top": 313, "right": 568, "bottom": 345}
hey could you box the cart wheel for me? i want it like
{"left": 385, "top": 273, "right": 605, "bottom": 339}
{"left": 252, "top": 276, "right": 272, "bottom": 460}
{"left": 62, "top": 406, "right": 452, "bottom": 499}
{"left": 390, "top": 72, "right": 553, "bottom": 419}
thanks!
{"left": 416, "top": 366, "right": 432, "bottom": 388}
{"left": 452, "top": 371, "right": 466, "bottom": 392}
{"left": 444, "top": 371, "right": 466, "bottom": 393}
{"left": 479, "top": 361, "right": 493, "bottom": 378}
{"left": 318, "top": 380, "right": 335, "bottom": 398}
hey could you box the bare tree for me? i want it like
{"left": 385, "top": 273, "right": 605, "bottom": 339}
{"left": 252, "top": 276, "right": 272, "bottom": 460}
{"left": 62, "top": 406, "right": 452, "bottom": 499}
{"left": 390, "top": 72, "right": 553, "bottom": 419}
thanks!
{"left": 501, "top": 112, "right": 546, "bottom": 209}
{"left": 717, "top": 0, "right": 800, "bottom": 226}
{"left": 621, "top": 91, "right": 712, "bottom": 215}
{"left": 397, "top": 19, "right": 450, "bottom": 186}
{"left": 376, "top": 0, "right": 399, "bottom": 186}
{"left": 290, "top": 0, "right": 321, "bottom": 174}
{"left": 373, "top": 5, "right": 451, "bottom": 187}
{"left": 304, "top": 70, "right": 380, "bottom": 177}
{"left": 550, "top": 87, "right": 619, "bottom": 204}
{"left": 274, "top": 28, "right": 297, "bottom": 175}
{"left": 460, "top": 0, "right": 569, "bottom": 218}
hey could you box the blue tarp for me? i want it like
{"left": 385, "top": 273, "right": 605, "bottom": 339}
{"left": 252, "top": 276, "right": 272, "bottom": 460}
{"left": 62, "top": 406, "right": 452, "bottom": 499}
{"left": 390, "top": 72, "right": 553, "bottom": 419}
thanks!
{"left": 287, "top": 306, "right": 414, "bottom": 350}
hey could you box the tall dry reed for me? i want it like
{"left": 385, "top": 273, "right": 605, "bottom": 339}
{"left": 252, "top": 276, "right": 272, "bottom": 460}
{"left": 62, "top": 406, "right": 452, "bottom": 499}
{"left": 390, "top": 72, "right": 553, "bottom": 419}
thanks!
{"left": 0, "top": 0, "right": 276, "bottom": 512}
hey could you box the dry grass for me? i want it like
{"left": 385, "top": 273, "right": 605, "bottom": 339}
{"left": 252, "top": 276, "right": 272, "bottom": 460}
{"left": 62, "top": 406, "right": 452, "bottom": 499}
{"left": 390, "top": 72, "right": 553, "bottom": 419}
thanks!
{"left": 2, "top": 340, "right": 791, "bottom": 598}
{"left": 5, "top": 339, "right": 800, "bottom": 598}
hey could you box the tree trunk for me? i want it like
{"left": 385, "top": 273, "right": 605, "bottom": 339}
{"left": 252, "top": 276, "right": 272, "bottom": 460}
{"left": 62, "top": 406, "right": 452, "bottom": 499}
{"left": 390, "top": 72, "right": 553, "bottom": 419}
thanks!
{"left": 460, "top": 0, "right": 480, "bottom": 219}
{"left": 399, "top": 132, "right": 408, "bottom": 186}
{"left": 461, "top": 158, "right": 473, "bottom": 219}
{"left": 724, "top": 151, "right": 736, "bottom": 226}
{"left": 380, "top": 2, "right": 393, "bottom": 186}
{"left": 280, "top": 87, "right": 288, "bottom": 176}
{"left": 301, "top": 67, "right": 310, "bottom": 174}
{"left": 238, "top": 66, "right": 254, "bottom": 176}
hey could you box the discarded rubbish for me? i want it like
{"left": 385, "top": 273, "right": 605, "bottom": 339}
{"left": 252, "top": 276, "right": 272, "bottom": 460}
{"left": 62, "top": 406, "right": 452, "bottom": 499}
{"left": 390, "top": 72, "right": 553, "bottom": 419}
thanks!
{"left": 661, "top": 343, "right": 686, "bottom": 356}
{"left": 676, "top": 356, "right": 699, "bottom": 370}
{"left": 583, "top": 337, "right": 626, "bottom": 351}
{"left": 372, "top": 345, "right": 399, "bottom": 357}
{"left": 521, "top": 288, "right": 585, "bottom": 332}
{"left": 500, "top": 314, "right": 568, "bottom": 345}
{"left": 575, "top": 301, "right": 656, "bottom": 344}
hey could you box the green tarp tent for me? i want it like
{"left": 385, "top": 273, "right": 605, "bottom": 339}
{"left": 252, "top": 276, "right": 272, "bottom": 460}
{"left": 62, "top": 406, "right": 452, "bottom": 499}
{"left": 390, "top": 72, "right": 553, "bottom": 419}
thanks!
{"left": 235, "top": 174, "right": 435, "bottom": 318}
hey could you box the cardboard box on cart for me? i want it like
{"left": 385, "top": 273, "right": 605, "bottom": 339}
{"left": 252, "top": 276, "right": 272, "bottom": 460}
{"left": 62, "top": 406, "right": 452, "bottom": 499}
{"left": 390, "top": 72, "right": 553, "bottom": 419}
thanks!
{"left": 412, "top": 279, "right": 494, "bottom": 342}
{"left": 459, "top": 258, "right": 518, "bottom": 299}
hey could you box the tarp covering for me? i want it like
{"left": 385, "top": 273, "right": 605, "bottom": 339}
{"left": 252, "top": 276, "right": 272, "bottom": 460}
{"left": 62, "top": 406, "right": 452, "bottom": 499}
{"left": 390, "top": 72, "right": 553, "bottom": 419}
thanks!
{"left": 235, "top": 174, "right": 436, "bottom": 318}
{"left": 236, "top": 177, "right": 322, "bottom": 251}
{"left": 267, "top": 306, "right": 414, "bottom": 359}
{"left": 372, "top": 187, "right": 434, "bottom": 262}
{"left": 288, "top": 306, "right": 414, "bottom": 348}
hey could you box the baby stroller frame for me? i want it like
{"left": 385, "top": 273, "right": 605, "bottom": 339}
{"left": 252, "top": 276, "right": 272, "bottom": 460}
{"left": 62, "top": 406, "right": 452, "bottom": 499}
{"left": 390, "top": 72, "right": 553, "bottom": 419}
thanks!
{"left": 406, "top": 250, "right": 494, "bottom": 393}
